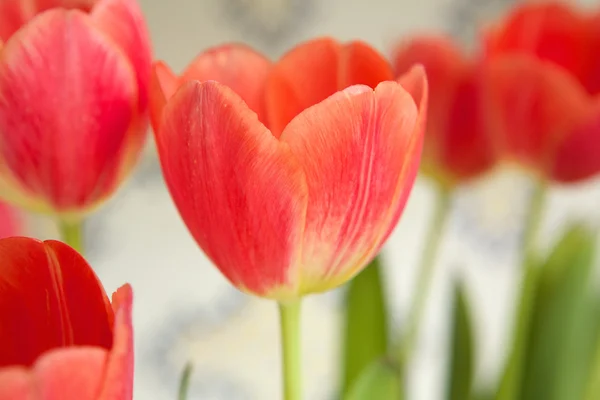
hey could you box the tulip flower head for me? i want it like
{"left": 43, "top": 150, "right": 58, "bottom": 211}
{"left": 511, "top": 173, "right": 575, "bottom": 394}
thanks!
{"left": 393, "top": 35, "right": 497, "bottom": 186}
{"left": 0, "top": 0, "right": 152, "bottom": 219}
{"left": 0, "top": 237, "right": 133, "bottom": 399}
{"left": 482, "top": 1, "right": 600, "bottom": 182}
{"left": 153, "top": 64, "right": 427, "bottom": 300}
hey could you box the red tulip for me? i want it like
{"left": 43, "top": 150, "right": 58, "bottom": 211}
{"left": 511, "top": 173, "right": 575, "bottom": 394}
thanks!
{"left": 392, "top": 36, "right": 497, "bottom": 185}
{"left": 0, "top": 237, "right": 133, "bottom": 399}
{"left": 0, "top": 0, "right": 152, "bottom": 217}
{"left": 153, "top": 65, "right": 427, "bottom": 300}
{"left": 482, "top": 1, "right": 600, "bottom": 182}
{"left": 0, "top": 201, "right": 19, "bottom": 238}
{"left": 150, "top": 38, "right": 394, "bottom": 137}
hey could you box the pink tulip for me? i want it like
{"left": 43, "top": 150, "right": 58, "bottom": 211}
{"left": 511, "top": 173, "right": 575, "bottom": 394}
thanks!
{"left": 0, "top": 0, "right": 152, "bottom": 217}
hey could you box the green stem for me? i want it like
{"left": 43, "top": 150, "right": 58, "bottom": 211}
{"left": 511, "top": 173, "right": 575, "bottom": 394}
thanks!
{"left": 398, "top": 186, "right": 451, "bottom": 365}
{"left": 178, "top": 362, "right": 194, "bottom": 400}
{"left": 279, "top": 300, "right": 302, "bottom": 400}
{"left": 58, "top": 220, "right": 84, "bottom": 254}
{"left": 521, "top": 178, "right": 548, "bottom": 265}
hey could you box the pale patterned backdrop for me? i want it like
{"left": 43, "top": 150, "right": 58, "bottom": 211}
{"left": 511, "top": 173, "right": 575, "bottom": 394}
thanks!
{"left": 22, "top": 0, "right": 600, "bottom": 399}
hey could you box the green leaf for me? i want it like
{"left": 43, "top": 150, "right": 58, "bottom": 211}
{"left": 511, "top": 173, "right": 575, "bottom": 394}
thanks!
{"left": 341, "top": 256, "right": 389, "bottom": 395}
{"left": 345, "top": 357, "right": 403, "bottom": 400}
{"left": 446, "top": 280, "right": 474, "bottom": 400}
{"left": 496, "top": 224, "right": 598, "bottom": 400}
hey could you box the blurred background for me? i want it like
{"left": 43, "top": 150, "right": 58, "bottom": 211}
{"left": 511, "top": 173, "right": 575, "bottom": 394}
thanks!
{"left": 18, "top": 0, "right": 600, "bottom": 399}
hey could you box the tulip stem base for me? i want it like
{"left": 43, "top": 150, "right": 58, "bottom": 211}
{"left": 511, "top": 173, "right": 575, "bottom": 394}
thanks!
{"left": 278, "top": 299, "right": 302, "bottom": 400}
{"left": 397, "top": 186, "right": 451, "bottom": 366}
{"left": 59, "top": 220, "right": 84, "bottom": 255}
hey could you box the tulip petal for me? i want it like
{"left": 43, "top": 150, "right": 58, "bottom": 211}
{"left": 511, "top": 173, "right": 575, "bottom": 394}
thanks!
{"left": 265, "top": 37, "right": 393, "bottom": 136}
{"left": 33, "top": 347, "right": 107, "bottom": 400}
{"left": 484, "top": 2, "right": 589, "bottom": 89}
{"left": 180, "top": 44, "right": 272, "bottom": 125}
{"left": 155, "top": 81, "right": 308, "bottom": 298}
{"left": 0, "top": 237, "right": 113, "bottom": 367}
{"left": 0, "top": 9, "right": 137, "bottom": 211}
{"left": 149, "top": 61, "right": 179, "bottom": 133}
{"left": 97, "top": 285, "right": 134, "bottom": 400}
{"left": 486, "top": 55, "right": 590, "bottom": 172}
{"left": 279, "top": 80, "right": 423, "bottom": 293}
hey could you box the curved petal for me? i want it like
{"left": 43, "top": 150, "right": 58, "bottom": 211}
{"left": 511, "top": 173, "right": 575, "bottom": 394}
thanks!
{"left": 97, "top": 285, "right": 134, "bottom": 399}
{"left": 149, "top": 61, "right": 179, "bottom": 133}
{"left": 180, "top": 44, "right": 272, "bottom": 125}
{"left": 483, "top": 2, "right": 589, "bottom": 86}
{"left": 0, "top": 201, "right": 20, "bottom": 238}
{"left": 485, "top": 55, "right": 590, "bottom": 173}
{"left": 551, "top": 103, "right": 600, "bottom": 182}
{"left": 265, "top": 37, "right": 393, "bottom": 136}
{"left": 279, "top": 80, "right": 423, "bottom": 293}
{"left": 0, "top": 9, "right": 137, "bottom": 212}
{"left": 155, "top": 81, "right": 308, "bottom": 299}
{"left": 0, "top": 237, "right": 113, "bottom": 367}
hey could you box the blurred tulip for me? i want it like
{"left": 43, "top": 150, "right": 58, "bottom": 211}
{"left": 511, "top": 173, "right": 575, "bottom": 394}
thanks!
{"left": 482, "top": 1, "right": 600, "bottom": 182}
{"left": 0, "top": 0, "right": 152, "bottom": 218}
{"left": 0, "top": 201, "right": 19, "bottom": 238}
{"left": 0, "top": 237, "right": 133, "bottom": 399}
{"left": 150, "top": 38, "right": 394, "bottom": 137}
{"left": 392, "top": 36, "right": 497, "bottom": 186}
{"left": 153, "top": 66, "right": 427, "bottom": 300}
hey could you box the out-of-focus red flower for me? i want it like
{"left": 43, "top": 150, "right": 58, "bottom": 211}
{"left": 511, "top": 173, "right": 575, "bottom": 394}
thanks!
{"left": 392, "top": 35, "right": 497, "bottom": 186}
{"left": 153, "top": 66, "right": 427, "bottom": 300}
{"left": 0, "top": 0, "right": 152, "bottom": 218}
{"left": 0, "top": 201, "right": 19, "bottom": 238}
{"left": 0, "top": 237, "right": 133, "bottom": 400}
{"left": 150, "top": 37, "right": 394, "bottom": 137}
{"left": 482, "top": 1, "right": 600, "bottom": 182}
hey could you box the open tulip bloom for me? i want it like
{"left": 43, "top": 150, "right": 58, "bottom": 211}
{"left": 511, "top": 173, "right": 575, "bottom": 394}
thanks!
{"left": 151, "top": 34, "right": 427, "bottom": 395}
{"left": 0, "top": 0, "right": 152, "bottom": 243}
{"left": 0, "top": 237, "right": 133, "bottom": 400}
